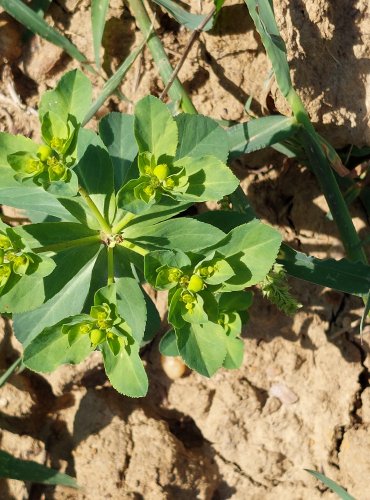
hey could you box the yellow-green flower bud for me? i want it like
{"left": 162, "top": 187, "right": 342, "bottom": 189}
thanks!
{"left": 0, "top": 263, "right": 11, "bottom": 287}
{"left": 25, "top": 158, "right": 43, "bottom": 175}
{"left": 90, "top": 328, "right": 106, "bottom": 346}
{"left": 0, "top": 234, "right": 12, "bottom": 251}
{"left": 143, "top": 185, "right": 155, "bottom": 197}
{"left": 37, "top": 145, "right": 52, "bottom": 161}
{"left": 163, "top": 178, "right": 175, "bottom": 190}
{"left": 198, "top": 266, "right": 214, "bottom": 278}
{"left": 181, "top": 292, "right": 194, "bottom": 304}
{"left": 12, "top": 254, "right": 29, "bottom": 275}
{"left": 50, "top": 137, "right": 65, "bottom": 153}
{"left": 167, "top": 267, "right": 182, "bottom": 283}
{"left": 187, "top": 274, "right": 204, "bottom": 293}
{"left": 153, "top": 164, "right": 169, "bottom": 181}
{"left": 79, "top": 323, "right": 92, "bottom": 335}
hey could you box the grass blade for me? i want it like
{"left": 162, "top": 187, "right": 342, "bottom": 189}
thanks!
{"left": 91, "top": 0, "right": 110, "bottom": 68}
{"left": 305, "top": 470, "right": 355, "bottom": 500}
{"left": 0, "top": 357, "right": 23, "bottom": 388}
{"left": 227, "top": 115, "right": 298, "bottom": 159}
{"left": 0, "top": 0, "right": 87, "bottom": 63}
{"left": 0, "top": 450, "right": 79, "bottom": 488}
{"left": 278, "top": 243, "right": 370, "bottom": 295}
{"left": 83, "top": 37, "right": 146, "bottom": 125}
{"left": 29, "top": 0, "right": 52, "bottom": 16}
{"left": 152, "top": 0, "right": 215, "bottom": 31}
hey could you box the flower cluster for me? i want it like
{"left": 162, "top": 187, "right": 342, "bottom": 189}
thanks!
{"left": 0, "top": 230, "right": 37, "bottom": 292}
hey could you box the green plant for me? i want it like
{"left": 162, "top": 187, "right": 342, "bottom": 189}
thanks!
{"left": 0, "top": 450, "right": 78, "bottom": 489}
{"left": 0, "top": 70, "right": 284, "bottom": 396}
{"left": 305, "top": 469, "right": 355, "bottom": 500}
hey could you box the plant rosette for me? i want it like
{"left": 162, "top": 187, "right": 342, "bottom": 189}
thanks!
{"left": 0, "top": 69, "right": 282, "bottom": 397}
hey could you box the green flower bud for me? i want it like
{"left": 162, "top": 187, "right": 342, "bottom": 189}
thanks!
{"left": 25, "top": 158, "right": 44, "bottom": 175}
{"left": 0, "top": 263, "right": 11, "bottom": 288}
{"left": 90, "top": 328, "right": 106, "bottom": 346}
{"left": 163, "top": 178, "right": 175, "bottom": 190}
{"left": 153, "top": 164, "right": 169, "bottom": 181}
{"left": 79, "top": 323, "right": 92, "bottom": 335}
{"left": 47, "top": 157, "right": 67, "bottom": 182}
{"left": 0, "top": 234, "right": 12, "bottom": 251}
{"left": 12, "top": 254, "right": 29, "bottom": 276}
{"left": 143, "top": 185, "right": 155, "bottom": 197}
{"left": 167, "top": 267, "right": 182, "bottom": 283}
{"left": 5, "top": 251, "right": 15, "bottom": 262}
{"left": 181, "top": 291, "right": 194, "bottom": 304}
{"left": 198, "top": 266, "right": 214, "bottom": 278}
{"left": 37, "top": 145, "right": 52, "bottom": 161}
{"left": 187, "top": 274, "right": 204, "bottom": 293}
{"left": 50, "top": 137, "right": 65, "bottom": 153}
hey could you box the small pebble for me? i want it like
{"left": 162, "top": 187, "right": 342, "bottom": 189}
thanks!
{"left": 161, "top": 355, "right": 187, "bottom": 380}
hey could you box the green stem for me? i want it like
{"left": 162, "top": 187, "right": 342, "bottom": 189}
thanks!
{"left": 78, "top": 187, "right": 111, "bottom": 234}
{"left": 119, "top": 240, "right": 148, "bottom": 256}
{"left": 111, "top": 212, "right": 136, "bottom": 234}
{"left": 107, "top": 246, "right": 114, "bottom": 284}
{"left": 33, "top": 235, "right": 102, "bottom": 254}
{"left": 128, "top": 0, "right": 197, "bottom": 114}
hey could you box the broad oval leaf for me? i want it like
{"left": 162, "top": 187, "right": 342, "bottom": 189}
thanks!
{"left": 115, "top": 277, "right": 147, "bottom": 344}
{"left": 175, "top": 114, "right": 229, "bottom": 163}
{"left": 102, "top": 342, "right": 148, "bottom": 397}
{"left": 134, "top": 95, "right": 178, "bottom": 160}
{"left": 176, "top": 322, "right": 227, "bottom": 377}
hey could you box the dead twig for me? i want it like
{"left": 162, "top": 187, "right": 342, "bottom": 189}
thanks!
{"left": 159, "top": 6, "right": 216, "bottom": 102}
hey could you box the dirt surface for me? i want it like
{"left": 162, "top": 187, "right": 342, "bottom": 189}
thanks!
{"left": 0, "top": 1, "right": 369, "bottom": 499}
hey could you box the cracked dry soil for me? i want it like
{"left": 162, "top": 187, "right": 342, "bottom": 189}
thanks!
{"left": 0, "top": 0, "right": 369, "bottom": 498}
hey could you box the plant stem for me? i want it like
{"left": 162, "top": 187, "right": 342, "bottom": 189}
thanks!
{"left": 127, "top": 0, "right": 197, "bottom": 114}
{"left": 119, "top": 240, "right": 148, "bottom": 256}
{"left": 107, "top": 246, "right": 114, "bottom": 284}
{"left": 33, "top": 235, "right": 102, "bottom": 254}
{"left": 111, "top": 212, "right": 136, "bottom": 234}
{"left": 78, "top": 186, "right": 111, "bottom": 234}
{"left": 160, "top": 6, "right": 215, "bottom": 101}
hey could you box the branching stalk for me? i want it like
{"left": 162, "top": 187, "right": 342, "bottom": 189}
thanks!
{"left": 112, "top": 212, "right": 136, "bottom": 234}
{"left": 127, "top": 0, "right": 197, "bottom": 114}
{"left": 33, "top": 235, "right": 102, "bottom": 254}
{"left": 107, "top": 246, "right": 114, "bottom": 284}
{"left": 78, "top": 186, "right": 111, "bottom": 234}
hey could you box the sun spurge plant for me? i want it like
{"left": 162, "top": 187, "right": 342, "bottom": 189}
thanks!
{"left": 0, "top": 70, "right": 282, "bottom": 397}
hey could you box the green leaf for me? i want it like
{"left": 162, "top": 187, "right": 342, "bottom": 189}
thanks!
{"left": 102, "top": 342, "right": 148, "bottom": 397}
{"left": 0, "top": 450, "right": 78, "bottom": 488}
{"left": 360, "top": 291, "right": 370, "bottom": 341}
{"left": 152, "top": 0, "right": 215, "bottom": 31}
{"left": 215, "top": 220, "right": 282, "bottom": 289}
{"left": 278, "top": 243, "right": 370, "bottom": 294}
{"left": 16, "top": 222, "right": 99, "bottom": 249}
{"left": 0, "top": 0, "right": 87, "bottom": 63}
{"left": 159, "top": 329, "right": 179, "bottom": 356}
{"left": 125, "top": 218, "right": 225, "bottom": 253}
{"left": 91, "top": 0, "right": 110, "bottom": 68}
{"left": 244, "top": 0, "right": 292, "bottom": 97}
{"left": 175, "top": 114, "right": 229, "bottom": 163}
{"left": 39, "top": 69, "right": 92, "bottom": 123}
{"left": 84, "top": 39, "right": 146, "bottom": 126}
{"left": 142, "top": 289, "right": 161, "bottom": 345}
{"left": 223, "top": 336, "right": 244, "bottom": 369}
{"left": 121, "top": 198, "right": 190, "bottom": 230}
{"left": 115, "top": 277, "right": 147, "bottom": 343}
{"left": 23, "top": 316, "right": 94, "bottom": 372}
{"left": 219, "top": 291, "right": 253, "bottom": 312}
{"left": 176, "top": 322, "right": 227, "bottom": 377}
{"left": 99, "top": 113, "right": 138, "bottom": 190}
{"left": 0, "top": 170, "right": 76, "bottom": 220}
{"left": 0, "top": 132, "right": 38, "bottom": 166}
{"left": 227, "top": 115, "right": 298, "bottom": 160}
{"left": 173, "top": 156, "right": 239, "bottom": 202}
{"left": 134, "top": 96, "right": 178, "bottom": 160}
{"left": 13, "top": 246, "right": 101, "bottom": 345}
{"left": 304, "top": 470, "right": 355, "bottom": 500}
{"left": 75, "top": 129, "right": 115, "bottom": 221}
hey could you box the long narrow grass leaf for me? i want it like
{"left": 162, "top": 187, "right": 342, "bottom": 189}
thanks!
{"left": 0, "top": 357, "right": 23, "bottom": 388}
{"left": 244, "top": 0, "right": 292, "bottom": 97}
{"left": 278, "top": 243, "right": 370, "bottom": 295}
{"left": 0, "top": 450, "right": 79, "bottom": 488}
{"left": 91, "top": 0, "right": 110, "bottom": 68}
{"left": 152, "top": 0, "right": 215, "bottom": 31}
{"left": 304, "top": 470, "right": 355, "bottom": 500}
{"left": 83, "top": 37, "right": 146, "bottom": 125}
{"left": 0, "top": 0, "right": 87, "bottom": 63}
{"left": 227, "top": 115, "right": 298, "bottom": 159}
